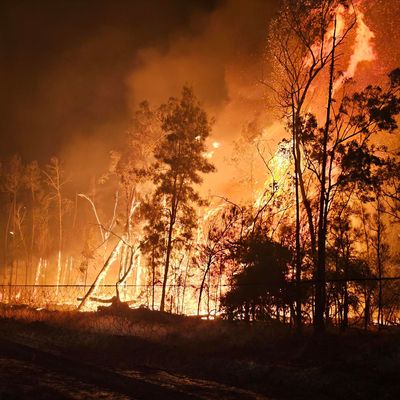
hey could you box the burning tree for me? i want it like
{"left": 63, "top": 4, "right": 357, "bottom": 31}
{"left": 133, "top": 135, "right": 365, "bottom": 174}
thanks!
{"left": 221, "top": 231, "right": 292, "bottom": 322}
{"left": 1, "top": 2, "right": 400, "bottom": 332}
{"left": 143, "top": 87, "right": 215, "bottom": 312}
{"left": 78, "top": 101, "right": 160, "bottom": 309}
{"left": 1, "top": 155, "right": 23, "bottom": 300}
{"left": 42, "top": 157, "right": 70, "bottom": 295}
{"left": 269, "top": 0, "right": 400, "bottom": 333}
{"left": 268, "top": 0, "right": 358, "bottom": 333}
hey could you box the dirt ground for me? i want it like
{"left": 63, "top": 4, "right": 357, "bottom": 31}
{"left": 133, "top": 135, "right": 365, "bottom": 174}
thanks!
{"left": 0, "top": 308, "right": 399, "bottom": 399}
{"left": 0, "top": 318, "right": 267, "bottom": 399}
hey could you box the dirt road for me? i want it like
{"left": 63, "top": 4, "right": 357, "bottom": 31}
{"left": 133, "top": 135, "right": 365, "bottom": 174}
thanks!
{"left": 0, "top": 330, "right": 267, "bottom": 400}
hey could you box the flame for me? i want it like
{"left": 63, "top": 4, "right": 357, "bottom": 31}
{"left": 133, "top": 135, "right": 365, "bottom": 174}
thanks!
{"left": 305, "top": 5, "right": 349, "bottom": 68}
{"left": 254, "top": 139, "right": 292, "bottom": 209}
{"left": 212, "top": 141, "right": 221, "bottom": 149}
{"left": 203, "top": 150, "right": 214, "bottom": 159}
{"left": 305, "top": 3, "right": 376, "bottom": 94}
{"left": 334, "top": 7, "right": 376, "bottom": 92}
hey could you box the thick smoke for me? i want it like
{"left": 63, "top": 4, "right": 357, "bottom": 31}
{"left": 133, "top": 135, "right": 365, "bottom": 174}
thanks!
{"left": 1, "top": 0, "right": 399, "bottom": 199}
{"left": 53, "top": 0, "right": 280, "bottom": 200}
{"left": 126, "top": 0, "right": 280, "bottom": 200}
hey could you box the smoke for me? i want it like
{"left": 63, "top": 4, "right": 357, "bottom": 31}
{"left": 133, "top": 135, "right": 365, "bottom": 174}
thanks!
{"left": 56, "top": 0, "right": 400, "bottom": 200}
{"left": 7, "top": 0, "right": 279, "bottom": 200}
{"left": 2, "top": 0, "right": 399, "bottom": 200}
{"left": 126, "top": 0, "right": 279, "bottom": 200}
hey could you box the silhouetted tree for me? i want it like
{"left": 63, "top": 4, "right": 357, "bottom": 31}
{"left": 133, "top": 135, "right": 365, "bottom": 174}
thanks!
{"left": 144, "top": 87, "right": 215, "bottom": 312}
{"left": 43, "top": 157, "right": 69, "bottom": 294}
{"left": 269, "top": 0, "right": 356, "bottom": 333}
{"left": 222, "top": 232, "right": 292, "bottom": 322}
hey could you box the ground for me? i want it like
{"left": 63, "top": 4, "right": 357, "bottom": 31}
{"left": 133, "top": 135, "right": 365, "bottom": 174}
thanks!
{"left": 0, "top": 306, "right": 399, "bottom": 399}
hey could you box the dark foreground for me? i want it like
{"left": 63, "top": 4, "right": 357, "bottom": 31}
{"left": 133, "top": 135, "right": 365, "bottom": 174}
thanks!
{"left": 0, "top": 308, "right": 399, "bottom": 399}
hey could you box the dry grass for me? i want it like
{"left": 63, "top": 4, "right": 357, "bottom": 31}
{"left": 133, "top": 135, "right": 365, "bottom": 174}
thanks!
{"left": 0, "top": 302, "right": 289, "bottom": 347}
{"left": 2, "top": 303, "right": 400, "bottom": 400}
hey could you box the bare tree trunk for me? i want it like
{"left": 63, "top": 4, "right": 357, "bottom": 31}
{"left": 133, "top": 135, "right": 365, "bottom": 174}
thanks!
{"left": 315, "top": 18, "right": 337, "bottom": 334}
{"left": 151, "top": 249, "right": 156, "bottom": 310}
{"left": 181, "top": 256, "right": 190, "bottom": 314}
{"left": 4, "top": 198, "right": 14, "bottom": 302}
{"left": 342, "top": 281, "right": 349, "bottom": 330}
{"left": 207, "top": 268, "right": 211, "bottom": 317}
{"left": 218, "top": 262, "right": 223, "bottom": 313}
{"left": 8, "top": 193, "right": 17, "bottom": 302}
{"left": 78, "top": 239, "right": 123, "bottom": 310}
{"left": 33, "top": 258, "right": 43, "bottom": 301}
{"left": 13, "top": 204, "right": 30, "bottom": 289}
{"left": 30, "top": 188, "right": 36, "bottom": 287}
{"left": 364, "top": 290, "right": 371, "bottom": 330}
{"left": 376, "top": 193, "right": 384, "bottom": 330}
{"left": 360, "top": 202, "right": 371, "bottom": 330}
{"left": 116, "top": 245, "right": 137, "bottom": 302}
{"left": 160, "top": 215, "right": 174, "bottom": 312}
{"left": 197, "top": 255, "right": 212, "bottom": 316}
{"left": 292, "top": 103, "right": 302, "bottom": 334}
{"left": 56, "top": 190, "right": 63, "bottom": 296}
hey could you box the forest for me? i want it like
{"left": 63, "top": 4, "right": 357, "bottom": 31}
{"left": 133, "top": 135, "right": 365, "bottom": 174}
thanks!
{"left": 1, "top": 0, "right": 400, "bottom": 340}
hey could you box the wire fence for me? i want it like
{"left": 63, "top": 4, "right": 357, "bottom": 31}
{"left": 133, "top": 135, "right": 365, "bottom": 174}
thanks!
{"left": 0, "top": 283, "right": 213, "bottom": 314}
{"left": 0, "top": 277, "right": 399, "bottom": 325}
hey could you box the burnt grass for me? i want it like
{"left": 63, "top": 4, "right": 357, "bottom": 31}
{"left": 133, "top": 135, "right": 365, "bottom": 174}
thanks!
{"left": 0, "top": 305, "right": 399, "bottom": 400}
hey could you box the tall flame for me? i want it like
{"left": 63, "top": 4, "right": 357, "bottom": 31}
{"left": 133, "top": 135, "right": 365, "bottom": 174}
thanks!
{"left": 334, "top": 7, "right": 376, "bottom": 92}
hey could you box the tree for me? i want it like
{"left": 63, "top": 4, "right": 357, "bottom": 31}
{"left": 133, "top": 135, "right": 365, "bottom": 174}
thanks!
{"left": 196, "top": 205, "right": 239, "bottom": 316}
{"left": 144, "top": 87, "right": 215, "bottom": 312}
{"left": 221, "top": 233, "right": 292, "bottom": 322}
{"left": 43, "top": 157, "right": 69, "bottom": 295}
{"left": 1, "top": 155, "right": 23, "bottom": 299}
{"left": 79, "top": 102, "right": 158, "bottom": 309}
{"left": 24, "top": 160, "right": 42, "bottom": 282}
{"left": 269, "top": 0, "right": 356, "bottom": 333}
{"left": 270, "top": 0, "right": 400, "bottom": 333}
{"left": 295, "top": 71, "right": 400, "bottom": 330}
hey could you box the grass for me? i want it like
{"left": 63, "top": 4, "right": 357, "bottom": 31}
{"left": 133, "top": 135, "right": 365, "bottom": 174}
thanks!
{"left": 1, "top": 303, "right": 400, "bottom": 399}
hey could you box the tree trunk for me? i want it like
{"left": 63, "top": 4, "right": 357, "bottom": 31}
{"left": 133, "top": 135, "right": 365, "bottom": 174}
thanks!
{"left": 197, "top": 255, "right": 212, "bottom": 316}
{"left": 181, "top": 256, "right": 190, "bottom": 314}
{"left": 151, "top": 249, "right": 156, "bottom": 310}
{"left": 30, "top": 188, "right": 36, "bottom": 287}
{"left": 341, "top": 281, "right": 349, "bottom": 331}
{"left": 315, "top": 18, "right": 337, "bottom": 334}
{"left": 292, "top": 105, "right": 302, "bottom": 334}
{"left": 160, "top": 216, "right": 174, "bottom": 312}
{"left": 56, "top": 191, "right": 63, "bottom": 296}
{"left": 116, "top": 245, "right": 137, "bottom": 303}
{"left": 79, "top": 239, "right": 123, "bottom": 310}
{"left": 364, "top": 290, "right": 371, "bottom": 330}
{"left": 376, "top": 193, "right": 384, "bottom": 330}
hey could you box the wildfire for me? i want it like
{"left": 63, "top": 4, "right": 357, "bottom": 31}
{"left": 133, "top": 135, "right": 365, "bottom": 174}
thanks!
{"left": 333, "top": 7, "right": 376, "bottom": 92}
{"left": 254, "top": 139, "right": 292, "bottom": 210}
{"left": 1, "top": 0, "right": 398, "bottom": 332}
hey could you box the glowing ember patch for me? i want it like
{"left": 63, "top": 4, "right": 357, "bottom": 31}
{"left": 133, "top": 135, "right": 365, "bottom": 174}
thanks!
{"left": 212, "top": 141, "right": 221, "bottom": 149}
